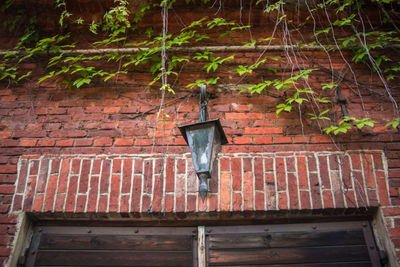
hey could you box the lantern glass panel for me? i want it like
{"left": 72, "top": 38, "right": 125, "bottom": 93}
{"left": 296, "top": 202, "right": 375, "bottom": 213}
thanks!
{"left": 186, "top": 124, "right": 216, "bottom": 175}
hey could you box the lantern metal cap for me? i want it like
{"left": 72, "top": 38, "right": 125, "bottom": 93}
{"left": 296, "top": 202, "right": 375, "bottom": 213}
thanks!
{"left": 178, "top": 119, "right": 228, "bottom": 145}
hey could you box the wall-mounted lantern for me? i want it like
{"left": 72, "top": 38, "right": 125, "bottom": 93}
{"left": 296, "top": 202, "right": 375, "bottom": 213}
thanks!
{"left": 178, "top": 85, "right": 228, "bottom": 202}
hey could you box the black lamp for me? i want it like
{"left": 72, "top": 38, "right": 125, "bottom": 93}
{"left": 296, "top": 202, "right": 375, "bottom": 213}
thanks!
{"left": 178, "top": 85, "right": 228, "bottom": 202}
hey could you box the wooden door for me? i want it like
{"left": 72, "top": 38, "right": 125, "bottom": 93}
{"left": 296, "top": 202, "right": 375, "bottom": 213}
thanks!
{"left": 23, "top": 226, "right": 198, "bottom": 267}
{"left": 205, "top": 221, "right": 382, "bottom": 266}
{"left": 22, "top": 221, "right": 382, "bottom": 267}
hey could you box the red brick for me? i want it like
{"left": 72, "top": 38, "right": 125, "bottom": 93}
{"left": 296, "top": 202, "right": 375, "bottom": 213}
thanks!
{"left": 329, "top": 155, "right": 339, "bottom": 170}
{"left": 0, "top": 185, "right": 14, "bottom": 195}
{"left": 389, "top": 169, "right": 400, "bottom": 178}
{"left": 209, "top": 194, "right": 218, "bottom": 212}
{"left": 120, "top": 195, "right": 130, "bottom": 213}
{"left": 104, "top": 107, "right": 120, "bottom": 113}
{"left": 389, "top": 228, "right": 400, "bottom": 237}
{"left": 43, "top": 175, "right": 58, "bottom": 212}
{"left": 49, "top": 130, "right": 86, "bottom": 138}
{"left": 220, "top": 173, "right": 231, "bottom": 211}
{"left": 309, "top": 173, "right": 322, "bottom": 209}
{"left": 0, "top": 215, "right": 16, "bottom": 224}
{"left": 276, "top": 158, "right": 286, "bottom": 191}
{"left": 376, "top": 171, "right": 390, "bottom": 206}
{"left": 92, "top": 159, "right": 102, "bottom": 175}
{"left": 293, "top": 136, "right": 310, "bottom": 143}
{"left": 0, "top": 165, "right": 16, "bottom": 174}
{"left": 225, "top": 113, "right": 263, "bottom": 120}
{"left": 100, "top": 160, "right": 111, "bottom": 194}
{"left": 300, "top": 191, "right": 311, "bottom": 209}
{"left": 254, "top": 136, "right": 273, "bottom": 144}
{"left": 278, "top": 192, "right": 288, "bottom": 210}
{"left": 13, "top": 130, "right": 46, "bottom": 138}
{"left": 232, "top": 158, "right": 242, "bottom": 191}
{"left": 273, "top": 137, "right": 292, "bottom": 144}
{"left": 75, "top": 195, "right": 87, "bottom": 212}
{"left": 362, "top": 154, "right": 376, "bottom": 189}
{"left": 245, "top": 127, "right": 283, "bottom": 135}
{"left": 115, "top": 138, "right": 133, "bottom": 146}
{"left": 186, "top": 194, "right": 196, "bottom": 212}
{"left": 243, "top": 172, "right": 254, "bottom": 211}
{"left": 345, "top": 190, "right": 357, "bottom": 208}
{"left": 93, "top": 138, "right": 113, "bottom": 146}
{"left": 65, "top": 176, "right": 78, "bottom": 212}
{"left": 383, "top": 207, "right": 400, "bottom": 216}
{"left": 331, "top": 171, "right": 345, "bottom": 208}
{"left": 177, "top": 159, "right": 185, "bottom": 174}
{"left": 32, "top": 194, "right": 44, "bottom": 212}
{"left": 311, "top": 136, "right": 331, "bottom": 143}
{"left": 131, "top": 175, "right": 142, "bottom": 212}
{"left": 57, "top": 159, "right": 70, "bottom": 193}
{"left": 98, "top": 195, "right": 108, "bottom": 212}
{"left": 254, "top": 192, "right": 264, "bottom": 210}
{"left": 353, "top": 171, "right": 367, "bottom": 207}
{"left": 56, "top": 139, "right": 73, "bottom": 146}
{"left": 350, "top": 154, "right": 362, "bottom": 170}
{"left": 322, "top": 190, "right": 334, "bottom": 208}
{"left": 288, "top": 173, "right": 299, "bottom": 209}
{"left": 265, "top": 158, "right": 274, "bottom": 171}
{"left": 78, "top": 160, "right": 91, "bottom": 194}
{"left": 233, "top": 137, "right": 252, "bottom": 144}
{"left": 112, "top": 159, "right": 122, "bottom": 174}
{"left": 232, "top": 192, "right": 242, "bottom": 211}
{"left": 297, "top": 157, "right": 308, "bottom": 190}
{"left": 87, "top": 176, "right": 99, "bottom": 212}
{"left": 0, "top": 248, "right": 11, "bottom": 257}
{"left": 165, "top": 158, "right": 175, "bottom": 192}
{"left": 164, "top": 194, "right": 174, "bottom": 212}
{"left": 134, "top": 159, "right": 143, "bottom": 174}
{"left": 134, "top": 139, "right": 153, "bottom": 146}
{"left": 152, "top": 175, "right": 163, "bottom": 212}
{"left": 121, "top": 159, "right": 132, "bottom": 194}
{"left": 23, "top": 175, "right": 37, "bottom": 212}
{"left": 219, "top": 158, "right": 230, "bottom": 172}
{"left": 74, "top": 138, "right": 93, "bottom": 146}
{"left": 254, "top": 158, "right": 264, "bottom": 190}
{"left": 12, "top": 195, "right": 22, "bottom": 212}
{"left": 373, "top": 154, "right": 384, "bottom": 169}
{"left": 143, "top": 160, "right": 153, "bottom": 194}
{"left": 109, "top": 174, "right": 121, "bottom": 212}
{"left": 318, "top": 156, "right": 331, "bottom": 189}
{"left": 141, "top": 194, "right": 151, "bottom": 212}
{"left": 71, "top": 159, "right": 81, "bottom": 174}
{"left": 18, "top": 139, "right": 37, "bottom": 146}
{"left": 286, "top": 157, "right": 295, "bottom": 172}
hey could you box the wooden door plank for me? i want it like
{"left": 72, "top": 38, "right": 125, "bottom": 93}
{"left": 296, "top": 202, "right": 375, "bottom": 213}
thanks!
{"left": 39, "top": 234, "right": 193, "bottom": 250}
{"left": 208, "top": 246, "right": 370, "bottom": 265}
{"left": 208, "top": 230, "right": 365, "bottom": 249}
{"left": 198, "top": 226, "right": 206, "bottom": 267}
{"left": 35, "top": 250, "right": 193, "bottom": 266}
{"left": 206, "top": 221, "right": 368, "bottom": 235}
{"left": 208, "top": 263, "right": 371, "bottom": 267}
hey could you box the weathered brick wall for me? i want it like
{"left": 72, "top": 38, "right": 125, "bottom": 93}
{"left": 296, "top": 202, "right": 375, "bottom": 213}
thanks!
{"left": 0, "top": 1, "right": 400, "bottom": 265}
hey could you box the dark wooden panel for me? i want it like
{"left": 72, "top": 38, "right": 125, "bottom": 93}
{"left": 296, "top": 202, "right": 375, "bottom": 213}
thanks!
{"left": 211, "top": 263, "right": 371, "bottom": 267}
{"left": 209, "top": 230, "right": 365, "bottom": 249}
{"left": 35, "top": 250, "right": 193, "bottom": 266}
{"left": 39, "top": 234, "right": 193, "bottom": 251}
{"left": 208, "top": 246, "right": 370, "bottom": 265}
{"left": 206, "top": 221, "right": 368, "bottom": 235}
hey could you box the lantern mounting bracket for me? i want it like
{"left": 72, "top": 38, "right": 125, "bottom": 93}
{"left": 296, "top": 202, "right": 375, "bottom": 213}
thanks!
{"left": 199, "top": 84, "right": 209, "bottom": 123}
{"left": 178, "top": 85, "right": 227, "bottom": 202}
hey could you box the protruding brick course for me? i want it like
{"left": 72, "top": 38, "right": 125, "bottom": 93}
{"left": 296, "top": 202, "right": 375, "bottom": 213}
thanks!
{"left": 11, "top": 150, "right": 389, "bottom": 214}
